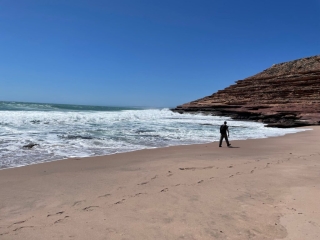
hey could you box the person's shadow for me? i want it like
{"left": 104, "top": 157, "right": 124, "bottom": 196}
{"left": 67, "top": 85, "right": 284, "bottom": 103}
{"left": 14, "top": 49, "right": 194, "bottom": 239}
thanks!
{"left": 228, "top": 146, "right": 240, "bottom": 148}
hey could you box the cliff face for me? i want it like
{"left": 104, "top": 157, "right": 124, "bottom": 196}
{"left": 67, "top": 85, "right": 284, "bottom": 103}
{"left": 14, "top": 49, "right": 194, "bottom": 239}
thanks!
{"left": 172, "top": 55, "right": 320, "bottom": 128}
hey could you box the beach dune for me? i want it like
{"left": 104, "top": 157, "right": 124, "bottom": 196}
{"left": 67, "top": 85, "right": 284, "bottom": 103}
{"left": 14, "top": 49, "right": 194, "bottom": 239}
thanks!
{"left": 1, "top": 127, "right": 320, "bottom": 239}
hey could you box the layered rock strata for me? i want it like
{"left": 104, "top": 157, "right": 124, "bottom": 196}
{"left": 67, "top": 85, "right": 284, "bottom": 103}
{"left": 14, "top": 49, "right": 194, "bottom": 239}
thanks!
{"left": 172, "top": 55, "right": 320, "bottom": 128}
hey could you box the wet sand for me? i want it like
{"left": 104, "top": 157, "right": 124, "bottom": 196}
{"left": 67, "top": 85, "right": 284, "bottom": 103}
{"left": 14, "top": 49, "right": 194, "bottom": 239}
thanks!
{"left": 0, "top": 127, "right": 320, "bottom": 239}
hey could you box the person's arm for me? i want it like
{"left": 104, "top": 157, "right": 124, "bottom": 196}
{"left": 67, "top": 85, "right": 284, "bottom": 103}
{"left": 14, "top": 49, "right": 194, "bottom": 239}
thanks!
{"left": 227, "top": 127, "right": 229, "bottom": 137}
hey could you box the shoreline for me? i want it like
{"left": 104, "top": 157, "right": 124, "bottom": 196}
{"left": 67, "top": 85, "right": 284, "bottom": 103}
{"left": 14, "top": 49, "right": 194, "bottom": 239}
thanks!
{"left": 0, "top": 126, "right": 310, "bottom": 171}
{"left": 1, "top": 127, "right": 319, "bottom": 239}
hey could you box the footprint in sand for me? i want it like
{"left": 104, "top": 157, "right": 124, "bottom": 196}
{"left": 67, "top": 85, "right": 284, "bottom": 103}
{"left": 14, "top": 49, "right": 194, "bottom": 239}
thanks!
{"left": 47, "top": 211, "right": 64, "bottom": 217}
{"left": 114, "top": 199, "right": 126, "bottom": 204}
{"left": 203, "top": 166, "right": 214, "bottom": 169}
{"left": 133, "top": 193, "right": 145, "bottom": 197}
{"left": 13, "top": 226, "right": 34, "bottom": 232}
{"left": 167, "top": 171, "right": 173, "bottom": 177}
{"left": 73, "top": 200, "right": 86, "bottom": 207}
{"left": 98, "top": 193, "right": 111, "bottom": 198}
{"left": 179, "top": 166, "right": 213, "bottom": 171}
{"left": 179, "top": 167, "right": 196, "bottom": 171}
{"left": 138, "top": 175, "right": 158, "bottom": 185}
{"left": 9, "top": 216, "right": 34, "bottom": 228}
{"left": 138, "top": 181, "right": 149, "bottom": 185}
{"left": 12, "top": 220, "right": 26, "bottom": 225}
{"left": 160, "top": 188, "right": 168, "bottom": 192}
{"left": 54, "top": 216, "right": 69, "bottom": 224}
{"left": 82, "top": 206, "right": 99, "bottom": 211}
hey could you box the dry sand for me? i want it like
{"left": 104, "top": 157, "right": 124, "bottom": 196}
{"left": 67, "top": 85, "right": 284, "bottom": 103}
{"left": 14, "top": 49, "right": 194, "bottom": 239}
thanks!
{"left": 0, "top": 126, "right": 320, "bottom": 240}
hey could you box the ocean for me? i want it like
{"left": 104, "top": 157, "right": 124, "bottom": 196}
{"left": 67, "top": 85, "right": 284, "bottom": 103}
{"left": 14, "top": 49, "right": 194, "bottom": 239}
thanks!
{"left": 0, "top": 101, "right": 307, "bottom": 169}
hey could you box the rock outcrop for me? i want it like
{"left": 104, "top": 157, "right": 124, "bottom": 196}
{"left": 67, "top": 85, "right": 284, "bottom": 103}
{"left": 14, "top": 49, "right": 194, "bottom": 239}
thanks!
{"left": 23, "top": 143, "right": 39, "bottom": 149}
{"left": 172, "top": 55, "right": 320, "bottom": 128}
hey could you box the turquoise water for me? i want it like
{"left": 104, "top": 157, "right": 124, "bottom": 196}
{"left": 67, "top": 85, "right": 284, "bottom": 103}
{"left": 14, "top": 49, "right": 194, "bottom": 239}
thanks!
{"left": 0, "top": 101, "right": 307, "bottom": 169}
{"left": 0, "top": 101, "right": 141, "bottom": 111}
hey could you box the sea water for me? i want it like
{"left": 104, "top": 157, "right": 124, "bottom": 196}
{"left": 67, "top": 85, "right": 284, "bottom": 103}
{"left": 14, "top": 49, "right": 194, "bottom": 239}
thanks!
{"left": 0, "top": 101, "right": 307, "bottom": 169}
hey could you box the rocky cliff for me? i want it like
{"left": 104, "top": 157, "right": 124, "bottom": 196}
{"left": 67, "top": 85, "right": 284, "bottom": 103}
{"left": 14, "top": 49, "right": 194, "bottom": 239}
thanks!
{"left": 172, "top": 55, "right": 320, "bottom": 128}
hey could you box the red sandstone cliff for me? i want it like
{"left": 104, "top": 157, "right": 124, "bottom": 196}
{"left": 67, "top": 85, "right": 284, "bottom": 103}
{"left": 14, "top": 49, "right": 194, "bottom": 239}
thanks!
{"left": 172, "top": 55, "right": 320, "bottom": 128}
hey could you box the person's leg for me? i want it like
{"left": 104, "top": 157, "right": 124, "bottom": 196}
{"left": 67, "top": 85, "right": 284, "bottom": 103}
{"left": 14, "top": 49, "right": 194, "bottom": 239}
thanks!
{"left": 225, "top": 135, "right": 230, "bottom": 146}
{"left": 219, "top": 134, "right": 223, "bottom": 147}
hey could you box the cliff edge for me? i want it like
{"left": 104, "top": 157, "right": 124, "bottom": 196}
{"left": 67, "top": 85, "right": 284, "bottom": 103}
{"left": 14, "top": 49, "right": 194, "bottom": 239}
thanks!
{"left": 172, "top": 55, "right": 320, "bottom": 128}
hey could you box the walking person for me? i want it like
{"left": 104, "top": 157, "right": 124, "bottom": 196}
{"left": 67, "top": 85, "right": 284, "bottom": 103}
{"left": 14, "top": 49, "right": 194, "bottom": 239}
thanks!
{"left": 219, "top": 121, "right": 231, "bottom": 147}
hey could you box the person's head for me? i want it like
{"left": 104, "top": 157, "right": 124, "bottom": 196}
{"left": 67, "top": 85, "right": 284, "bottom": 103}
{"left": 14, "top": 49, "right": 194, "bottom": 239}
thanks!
{"left": 224, "top": 121, "right": 227, "bottom": 125}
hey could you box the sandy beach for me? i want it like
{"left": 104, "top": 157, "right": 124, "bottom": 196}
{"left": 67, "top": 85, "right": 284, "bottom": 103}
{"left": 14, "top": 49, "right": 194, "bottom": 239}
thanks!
{"left": 0, "top": 126, "right": 319, "bottom": 240}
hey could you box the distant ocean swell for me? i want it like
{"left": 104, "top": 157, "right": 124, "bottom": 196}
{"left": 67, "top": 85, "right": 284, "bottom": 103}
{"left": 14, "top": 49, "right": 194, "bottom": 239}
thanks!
{"left": 0, "top": 101, "right": 307, "bottom": 169}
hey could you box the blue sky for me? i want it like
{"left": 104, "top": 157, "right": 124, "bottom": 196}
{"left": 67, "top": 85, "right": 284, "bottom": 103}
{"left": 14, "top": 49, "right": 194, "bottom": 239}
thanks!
{"left": 1, "top": 0, "right": 320, "bottom": 108}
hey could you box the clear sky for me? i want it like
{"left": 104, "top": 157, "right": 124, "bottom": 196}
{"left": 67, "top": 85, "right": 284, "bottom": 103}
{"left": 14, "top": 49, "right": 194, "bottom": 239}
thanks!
{"left": 1, "top": 0, "right": 320, "bottom": 108}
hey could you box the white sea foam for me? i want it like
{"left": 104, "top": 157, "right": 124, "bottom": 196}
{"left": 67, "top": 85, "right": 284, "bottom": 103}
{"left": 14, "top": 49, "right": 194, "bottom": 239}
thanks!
{"left": 0, "top": 108, "right": 308, "bottom": 169}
